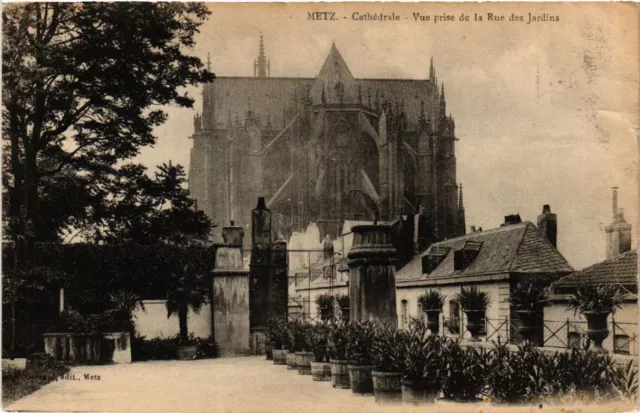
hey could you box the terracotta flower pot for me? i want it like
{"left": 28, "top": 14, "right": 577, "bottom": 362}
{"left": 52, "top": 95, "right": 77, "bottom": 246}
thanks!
{"left": 286, "top": 351, "right": 297, "bottom": 370}
{"left": 330, "top": 359, "right": 350, "bottom": 389}
{"left": 425, "top": 310, "right": 442, "bottom": 335}
{"left": 464, "top": 310, "right": 485, "bottom": 341}
{"left": 372, "top": 371, "right": 402, "bottom": 404}
{"left": 272, "top": 349, "right": 287, "bottom": 365}
{"left": 401, "top": 377, "right": 440, "bottom": 404}
{"left": 516, "top": 310, "right": 539, "bottom": 341}
{"left": 348, "top": 364, "right": 375, "bottom": 395}
{"left": 296, "top": 351, "right": 312, "bottom": 375}
{"left": 310, "top": 361, "right": 331, "bottom": 381}
{"left": 583, "top": 311, "right": 611, "bottom": 352}
{"left": 265, "top": 341, "right": 273, "bottom": 360}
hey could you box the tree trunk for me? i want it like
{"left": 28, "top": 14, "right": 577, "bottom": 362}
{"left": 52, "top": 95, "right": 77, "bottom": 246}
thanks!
{"left": 178, "top": 303, "right": 189, "bottom": 344}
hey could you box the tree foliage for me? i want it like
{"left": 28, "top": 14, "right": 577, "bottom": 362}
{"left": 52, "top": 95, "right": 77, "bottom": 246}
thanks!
{"left": 2, "top": 3, "right": 214, "bottom": 259}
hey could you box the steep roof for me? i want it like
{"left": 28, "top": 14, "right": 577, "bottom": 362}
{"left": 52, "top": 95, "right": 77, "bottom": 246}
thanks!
{"left": 396, "top": 222, "right": 574, "bottom": 283}
{"left": 553, "top": 250, "right": 638, "bottom": 288}
{"left": 310, "top": 44, "right": 357, "bottom": 105}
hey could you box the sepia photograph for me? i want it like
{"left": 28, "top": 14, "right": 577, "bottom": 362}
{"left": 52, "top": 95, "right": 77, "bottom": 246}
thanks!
{"left": 1, "top": 2, "right": 638, "bottom": 412}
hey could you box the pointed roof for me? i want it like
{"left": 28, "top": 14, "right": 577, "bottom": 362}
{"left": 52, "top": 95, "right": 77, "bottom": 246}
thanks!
{"left": 310, "top": 44, "right": 356, "bottom": 105}
{"left": 396, "top": 222, "right": 574, "bottom": 284}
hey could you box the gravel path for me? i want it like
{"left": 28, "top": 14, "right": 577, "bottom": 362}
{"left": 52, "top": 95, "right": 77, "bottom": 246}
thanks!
{"left": 5, "top": 356, "right": 636, "bottom": 413}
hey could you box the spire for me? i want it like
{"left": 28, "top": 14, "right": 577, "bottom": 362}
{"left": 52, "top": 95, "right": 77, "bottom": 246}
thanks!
{"left": 429, "top": 57, "right": 435, "bottom": 81}
{"left": 310, "top": 43, "right": 356, "bottom": 104}
{"left": 439, "top": 82, "right": 446, "bottom": 118}
{"left": 458, "top": 184, "right": 464, "bottom": 211}
{"left": 254, "top": 32, "right": 269, "bottom": 78}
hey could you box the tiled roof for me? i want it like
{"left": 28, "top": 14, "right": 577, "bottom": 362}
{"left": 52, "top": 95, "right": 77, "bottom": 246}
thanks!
{"left": 553, "top": 250, "right": 638, "bottom": 288}
{"left": 396, "top": 222, "right": 573, "bottom": 283}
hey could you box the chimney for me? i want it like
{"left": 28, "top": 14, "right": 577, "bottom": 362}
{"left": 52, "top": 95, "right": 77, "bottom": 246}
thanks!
{"left": 502, "top": 214, "right": 522, "bottom": 226}
{"left": 606, "top": 188, "right": 632, "bottom": 259}
{"left": 537, "top": 204, "right": 558, "bottom": 248}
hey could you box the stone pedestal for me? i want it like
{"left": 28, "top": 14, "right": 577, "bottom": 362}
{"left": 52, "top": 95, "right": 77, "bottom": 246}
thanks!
{"left": 212, "top": 223, "right": 250, "bottom": 357}
{"left": 347, "top": 225, "right": 397, "bottom": 327}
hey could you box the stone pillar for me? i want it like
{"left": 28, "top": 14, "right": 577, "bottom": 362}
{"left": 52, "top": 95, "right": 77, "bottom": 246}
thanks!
{"left": 249, "top": 197, "right": 272, "bottom": 354}
{"left": 347, "top": 224, "right": 397, "bottom": 327}
{"left": 212, "top": 222, "right": 250, "bottom": 356}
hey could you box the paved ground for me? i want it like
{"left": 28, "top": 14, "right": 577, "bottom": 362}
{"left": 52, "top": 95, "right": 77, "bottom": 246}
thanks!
{"left": 5, "top": 356, "right": 637, "bottom": 413}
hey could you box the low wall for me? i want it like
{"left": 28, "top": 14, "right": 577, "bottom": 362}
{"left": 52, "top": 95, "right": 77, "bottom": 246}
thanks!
{"left": 43, "top": 332, "right": 131, "bottom": 364}
{"left": 133, "top": 300, "right": 211, "bottom": 340}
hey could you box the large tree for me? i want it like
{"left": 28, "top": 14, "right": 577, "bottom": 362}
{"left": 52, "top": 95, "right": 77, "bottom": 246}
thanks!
{"left": 2, "top": 3, "right": 214, "bottom": 264}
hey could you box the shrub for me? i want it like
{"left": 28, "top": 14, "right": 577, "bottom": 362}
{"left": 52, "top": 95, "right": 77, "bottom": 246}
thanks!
{"left": 287, "top": 319, "right": 312, "bottom": 352}
{"left": 346, "top": 320, "right": 377, "bottom": 366}
{"left": 131, "top": 333, "right": 218, "bottom": 361}
{"left": 486, "top": 339, "right": 552, "bottom": 403}
{"left": 441, "top": 339, "right": 490, "bottom": 401}
{"left": 549, "top": 347, "right": 618, "bottom": 401}
{"left": 371, "top": 323, "right": 406, "bottom": 372}
{"left": 613, "top": 360, "right": 639, "bottom": 402}
{"left": 443, "top": 318, "right": 460, "bottom": 334}
{"left": 306, "top": 322, "right": 330, "bottom": 362}
{"left": 2, "top": 363, "right": 69, "bottom": 406}
{"left": 507, "top": 281, "right": 550, "bottom": 312}
{"left": 418, "top": 290, "right": 445, "bottom": 312}
{"left": 455, "top": 286, "right": 490, "bottom": 312}
{"left": 266, "top": 317, "right": 287, "bottom": 349}
{"left": 315, "top": 294, "right": 335, "bottom": 310}
{"left": 327, "top": 320, "right": 350, "bottom": 360}
{"left": 567, "top": 284, "right": 625, "bottom": 315}
{"left": 400, "top": 319, "right": 445, "bottom": 380}
{"left": 336, "top": 295, "right": 349, "bottom": 308}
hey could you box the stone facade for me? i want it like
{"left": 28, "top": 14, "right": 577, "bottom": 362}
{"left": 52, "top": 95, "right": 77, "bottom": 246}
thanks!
{"left": 188, "top": 38, "right": 465, "bottom": 246}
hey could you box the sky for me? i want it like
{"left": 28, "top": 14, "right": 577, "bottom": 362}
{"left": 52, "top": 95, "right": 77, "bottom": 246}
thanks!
{"left": 137, "top": 2, "right": 638, "bottom": 270}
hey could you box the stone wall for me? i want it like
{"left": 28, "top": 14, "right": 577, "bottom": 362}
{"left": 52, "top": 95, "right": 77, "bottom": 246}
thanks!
{"left": 133, "top": 300, "right": 211, "bottom": 340}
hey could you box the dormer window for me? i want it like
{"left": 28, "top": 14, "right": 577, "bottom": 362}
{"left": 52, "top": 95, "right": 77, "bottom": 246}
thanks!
{"left": 453, "top": 241, "right": 483, "bottom": 271}
{"left": 422, "top": 246, "right": 450, "bottom": 274}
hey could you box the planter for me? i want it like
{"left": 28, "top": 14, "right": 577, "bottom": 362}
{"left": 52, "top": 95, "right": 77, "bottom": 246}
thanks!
{"left": 424, "top": 310, "right": 442, "bottom": 335}
{"left": 401, "top": 377, "right": 441, "bottom": 404}
{"left": 348, "top": 364, "right": 375, "bottom": 395}
{"left": 286, "top": 351, "right": 297, "bottom": 370}
{"left": 272, "top": 349, "right": 287, "bottom": 365}
{"left": 464, "top": 310, "right": 485, "bottom": 341}
{"left": 265, "top": 342, "right": 273, "bottom": 360}
{"left": 177, "top": 345, "right": 197, "bottom": 360}
{"left": 330, "top": 359, "right": 350, "bottom": 389}
{"left": 43, "top": 332, "right": 130, "bottom": 364}
{"left": 372, "top": 371, "right": 402, "bottom": 404}
{"left": 296, "top": 351, "right": 312, "bottom": 375}
{"left": 583, "top": 311, "right": 611, "bottom": 352}
{"left": 311, "top": 361, "right": 331, "bottom": 381}
{"left": 516, "top": 310, "right": 539, "bottom": 341}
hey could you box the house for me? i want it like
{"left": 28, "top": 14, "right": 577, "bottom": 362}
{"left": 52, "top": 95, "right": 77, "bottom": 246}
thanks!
{"left": 395, "top": 206, "right": 574, "bottom": 342}
{"left": 547, "top": 188, "right": 637, "bottom": 355}
{"left": 548, "top": 250, "right": 638, "bottom": 355}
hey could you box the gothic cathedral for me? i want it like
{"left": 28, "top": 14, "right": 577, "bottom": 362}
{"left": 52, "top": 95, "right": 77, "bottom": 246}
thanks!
{"left": 188, "top": 36, "right": 466, "bottom": 245}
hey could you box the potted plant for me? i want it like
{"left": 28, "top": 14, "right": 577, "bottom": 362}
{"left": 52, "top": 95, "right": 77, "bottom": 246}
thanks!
{"left": 267, "top": 317, "right": 287, "bottom": 365}
{"left": 346, "top": 320, "right": 377, "bottom": 395}
{"left": 418, "top": 290, "right": 445, "bottom": 335}
{"left": 439, "top": 339, "right": 489, "bottom": 404}
{"left": 294, "top": 321, "right": 313, "bottom": 375}
{"left": 315, "top": 294, "right": 335, "bottom": 321}
{"left": 371, "top": 324, "right": 406, "bottom": 404}
{"left": 455, "top": 286, "right": 490, "bottom": 342}
{"left": 507, "top": 281, "right": 549, "bottom": 341}
{"left": 337, "top": 294, "right": 350, "bottom": 321}
{"left": 567, "top": 284, "right": 624, "bottom": 352}
{"left": 285, "top": 320, "right": 298, "bottom": 370}
{"left": 328, "top": 320, "right": 351, "bottom": 389}
{"left": 165, "top": 265, "right": 210, "bottom": 360}
{"left": 307, "top": 322, "right": 331, "bottom": 381}
{"left": 399, "top": 319, "right": 444, "bottom": 404}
